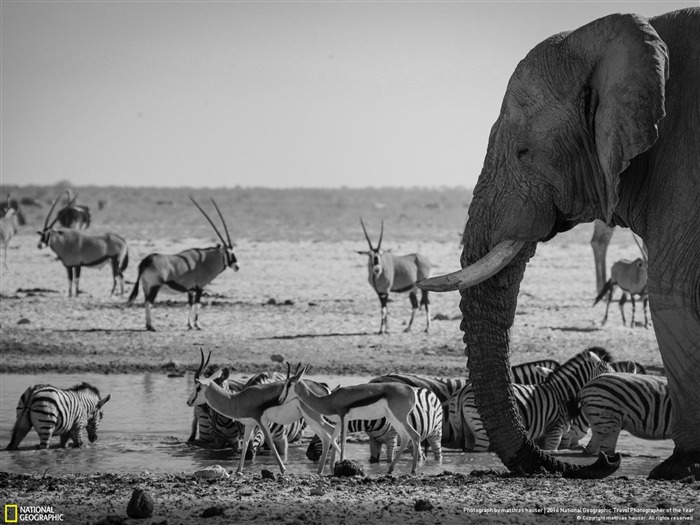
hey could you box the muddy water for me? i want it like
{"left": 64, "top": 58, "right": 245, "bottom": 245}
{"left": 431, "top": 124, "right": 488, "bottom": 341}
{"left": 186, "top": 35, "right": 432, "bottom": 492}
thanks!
{"left": 0, "top": 373, "right": 673, "bottom": 477}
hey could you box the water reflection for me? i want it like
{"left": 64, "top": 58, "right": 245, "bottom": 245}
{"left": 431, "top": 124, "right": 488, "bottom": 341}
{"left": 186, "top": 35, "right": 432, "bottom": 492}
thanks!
{"left": 0, "top": 373, "right": 673, "bottom": 477}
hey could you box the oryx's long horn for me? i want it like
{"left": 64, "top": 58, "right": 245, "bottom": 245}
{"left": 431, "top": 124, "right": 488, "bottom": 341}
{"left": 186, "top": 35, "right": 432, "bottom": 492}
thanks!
{"left": 210, "top": 198, "right": 233, "bottom": 248}
{"left": 417, "top": 240, "right": 525, "bottom": 292}
{"left": 44, "top": 190, "right": 71, "bottom": 230}
{"left": 359, "top": 217, "right": 374, "bottom": 250}
{"left": 285, "top": 361, "right": 291, "bottom": 380}
{"left": 190, "top": 196, "right": 228, "bottom": 248}
{"left": 631, "top": 233, "right": 648, "bottom": 264}
{"left": 377, "top": 220, "right": 384, "bottom": 251}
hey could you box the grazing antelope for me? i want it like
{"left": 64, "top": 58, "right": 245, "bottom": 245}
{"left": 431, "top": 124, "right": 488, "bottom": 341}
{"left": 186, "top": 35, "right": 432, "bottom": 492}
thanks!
{"left": 187, "top": 351, "right": 338, "bottom": 476}
{"left": 56, "top": 189, "right": 91, "bottom": 230}
{"left": 37, "top": 191, "right": 129, "bottom": 297}
{"left": 279, "top": 363, "right": 422, "bottom": 475}
{"left": 128, "top": 197, "right": 238, "bottom": 331}
{"left": 7, "top": 383, "right": 111, "bottom": 450}
{"left": 358, "top": 218, "right": 433, "bottom": 334}
{"left": 594, "top": 257, "right": 649, "bottom": 328}
{"left": 0, "top": 207, "right": 19, "bottom": 269}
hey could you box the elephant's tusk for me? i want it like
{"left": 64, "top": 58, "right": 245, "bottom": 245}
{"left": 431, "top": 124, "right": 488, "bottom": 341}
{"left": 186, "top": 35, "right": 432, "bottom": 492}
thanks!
{"left": 417, "top": 240, "right": 526, "bottom": 292}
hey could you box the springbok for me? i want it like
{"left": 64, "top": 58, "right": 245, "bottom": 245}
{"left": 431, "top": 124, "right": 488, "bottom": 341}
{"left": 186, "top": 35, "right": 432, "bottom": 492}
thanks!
{"left": 278, "top": 363, "right": 422, "bottom": 475}
{"left": 37, "top": 191, "right": 129, "bottom": 297}
{"left": 128, "top": 197, "right": 238, "bottom": 331}
{"left": 56, "top": 189, "right": 91, "bottom": 230}
{"left": 187, "top": 351, "right": 339, "bottom": 476}
{"left": 358, "top": 218, "right": 433, "bottom": 334}
{"left": 594, "top": 254, "right": 649, "bottom": 328}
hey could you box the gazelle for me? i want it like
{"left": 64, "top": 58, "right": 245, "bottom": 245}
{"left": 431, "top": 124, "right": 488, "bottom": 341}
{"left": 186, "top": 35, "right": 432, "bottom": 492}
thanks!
{"left": 278, "top": 363, "right": 422, "bottom": 475}
{"left": 358, "top": 218, "right": 433, "bottom": 334}
{"left": 128, "top": 197, "right": 238, "bottom": 331}
{"left": 37, "top": 191, "right": 129, "bottom": 297}
{"left": 187, "top": 351, "right": 339, "bottom": 476}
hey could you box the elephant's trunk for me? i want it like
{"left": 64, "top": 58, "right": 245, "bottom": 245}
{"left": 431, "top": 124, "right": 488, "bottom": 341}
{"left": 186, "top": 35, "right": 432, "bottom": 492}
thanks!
{"left": 459, "top": 226, "right": 621, "bottom": 479}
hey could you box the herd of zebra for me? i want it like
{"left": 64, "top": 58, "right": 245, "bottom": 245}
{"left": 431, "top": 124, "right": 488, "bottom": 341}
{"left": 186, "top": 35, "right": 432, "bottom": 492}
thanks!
{"left": 7, "top": 346, "right": 672, "bottom": 476}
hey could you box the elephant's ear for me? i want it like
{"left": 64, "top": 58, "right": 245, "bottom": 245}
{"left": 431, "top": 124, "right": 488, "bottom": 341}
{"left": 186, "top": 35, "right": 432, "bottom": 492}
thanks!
{"left": 567, "top": 13, "right": 668, "bottom": 221}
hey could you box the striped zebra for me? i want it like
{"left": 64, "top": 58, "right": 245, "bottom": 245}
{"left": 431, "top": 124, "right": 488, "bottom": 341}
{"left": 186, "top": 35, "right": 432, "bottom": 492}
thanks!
{"left": 306, "top": 387, "right": 443, "bottom": 464}
{"left": 578, "top": 373, "right": 671, "bottom": 455}
{"left": 445, "top": 359, "right": 560, "bottom": 450}
{"left": 7, "top": 383, "right": 111, "bottom": 450}
{"left": 456, "top": 349, "right": 613, "bottom": 452}
{"left": 0, "top": 207, "right": 19, "bottom": 269}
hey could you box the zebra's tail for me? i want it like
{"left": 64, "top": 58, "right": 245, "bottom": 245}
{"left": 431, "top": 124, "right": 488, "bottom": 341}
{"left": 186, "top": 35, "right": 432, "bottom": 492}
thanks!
{"left": 593, "top": 280, "right": 612, "bottom": 306}
{"left": 7, "top": 404, "right": 32, "bottom": 450}
{"left": 127, "top": 255, "right": 152, "bottom": 304}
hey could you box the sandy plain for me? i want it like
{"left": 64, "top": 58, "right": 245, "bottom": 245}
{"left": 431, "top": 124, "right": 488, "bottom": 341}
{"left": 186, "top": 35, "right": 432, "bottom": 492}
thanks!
{"left": 1, "top": 186, "right": 697, "bottom": 524}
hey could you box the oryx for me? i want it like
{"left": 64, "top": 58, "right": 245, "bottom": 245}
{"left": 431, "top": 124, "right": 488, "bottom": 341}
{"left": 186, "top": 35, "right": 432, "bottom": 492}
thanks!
{"left": 37, "top": 191, "right": 129, "bottom": 297}
{"left": 358, "top": 218, "right": 432, "bottom": 334}
{"left": 128, "top": 197, "right": 239, "bottom": 331}
{"left": 56, "top": 189, "right": 91, "bottom": 230}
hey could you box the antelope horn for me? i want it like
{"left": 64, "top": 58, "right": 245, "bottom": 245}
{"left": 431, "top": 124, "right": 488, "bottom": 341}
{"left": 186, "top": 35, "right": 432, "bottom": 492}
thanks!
{"left": 210, "top": 198, "right": 233, "bottom": 248}
{"left": 631, "top": 233, "right": 648, "bottom": 264}
{"left": 190, "top": 196, "right": 228, "bottom": 248}
{"left": 359, "top": 217, "right": 374, "bottom": 250}
{"left": 44, "top": 190, "right": 71, "bottom": 230}
{"left": 417, "top": 240, "right": 526, "bottom": 292}
{"left": 195, "top": 347, "right": 212, "bottom": 379}
{"left": 377, "top": 220, "right": 384, "bottom": 251}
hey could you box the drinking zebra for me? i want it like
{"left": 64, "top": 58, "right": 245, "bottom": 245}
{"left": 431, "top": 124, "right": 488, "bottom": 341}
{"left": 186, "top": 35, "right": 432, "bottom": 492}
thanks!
{"left": 306, "top": 387, "right": 443, "bottom": 464}
{"left": 445, "top": 358, "right": 561, "bottom": 450}
{"left": 578, "top": 373, "right": 671, "bottom": 455}
{"left": 7, "top": 383, "right": 111, "bottom": 450}
{"left": 455, "top": 349, "right": 613, "bottom": 452}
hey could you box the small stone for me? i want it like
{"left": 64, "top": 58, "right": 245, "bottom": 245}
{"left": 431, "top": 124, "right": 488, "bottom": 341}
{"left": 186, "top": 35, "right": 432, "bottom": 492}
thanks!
{"left": 414, "top": 499, "right": 433, "bottom": 512}
{"left": 17, "top": 318, "right": 30, "bottom": 325}
{"left": 261, "top": 469, "right": 275, "bottom": 480}
{"left": 333, "top": 459, "right": 365, "bottom": 477}
{"left": 126, "top": 488, "right": 154, "bottom": 519}
{"left": 201, "top": 506, "right": 225, "bottom": 518}
{"left": 310, "top": 487, "right": 325, "bottom": 496}
{"left": 270, "top": 354, "right": 284, "bottom": 363}
{"left": 193, "top": 465, "right": 229, "bottom": 479}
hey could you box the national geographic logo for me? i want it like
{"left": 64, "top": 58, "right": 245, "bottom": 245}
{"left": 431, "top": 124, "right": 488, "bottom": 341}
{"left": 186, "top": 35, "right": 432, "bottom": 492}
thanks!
{"left": 3, "top": 505, "right": 64, "bottom": 523}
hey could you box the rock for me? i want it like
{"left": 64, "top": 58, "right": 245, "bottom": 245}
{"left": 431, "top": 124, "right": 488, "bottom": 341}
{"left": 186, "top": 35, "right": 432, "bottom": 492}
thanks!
{"left": 193, "top": 465, "right": 229, "bottom": 479}
{"left": 201, "top": 506, "right": 226, "bottom": 518}
{"left": 126, "top": 488, "right": 154, "bottom": 519}
{"left": 310, "top": 486, "right": 325, "bottom": 496}
{"left": 17, "top": 318, "right": 30, "bottom": 325}
{"left": 270, "top": 354, "right": 285, "bottom": 363}
{"left": 333, "top": 460, "right": 365, "bottom": 477}
{"left": 266, "top": 298, "right": 277, "bottom": 305}
{"left": 95, "top": 516, "right": 127, "bottom": 525}
{"left": 414, "top": 499, "right": 433, "bottom": 511}
{"left": 261, "top": 469, "right": 275, "bottom": 480}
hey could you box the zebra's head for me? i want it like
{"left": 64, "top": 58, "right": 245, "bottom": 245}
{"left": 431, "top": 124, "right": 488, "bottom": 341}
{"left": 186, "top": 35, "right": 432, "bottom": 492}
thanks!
{"left": 86, "top": 394, "right": 112, "bottom": 443}
{"left": 357, "top": 218, "right": 386, "bottom": 278}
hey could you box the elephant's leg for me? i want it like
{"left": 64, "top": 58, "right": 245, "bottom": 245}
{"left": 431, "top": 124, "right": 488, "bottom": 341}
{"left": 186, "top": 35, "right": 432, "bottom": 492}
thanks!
{"left": 648, "top": 303, "right": 700, "bottom": 480}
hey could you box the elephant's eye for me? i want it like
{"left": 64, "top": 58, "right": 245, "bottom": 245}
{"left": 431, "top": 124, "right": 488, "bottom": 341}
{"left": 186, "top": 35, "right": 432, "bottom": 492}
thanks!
{"left": 517, "top": 147, "right": 530, "bottom": 160}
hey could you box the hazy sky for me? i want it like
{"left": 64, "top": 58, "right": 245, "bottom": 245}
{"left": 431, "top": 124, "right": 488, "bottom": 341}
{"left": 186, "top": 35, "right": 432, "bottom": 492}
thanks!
{"left": 1, "top": 1, "right": 695, "bottom": 189}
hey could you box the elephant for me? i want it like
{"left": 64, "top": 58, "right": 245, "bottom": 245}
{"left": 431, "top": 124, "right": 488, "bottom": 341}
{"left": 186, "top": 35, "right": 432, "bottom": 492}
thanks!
{"left": 420, "top": 8, "right": 699, "bottom": 480}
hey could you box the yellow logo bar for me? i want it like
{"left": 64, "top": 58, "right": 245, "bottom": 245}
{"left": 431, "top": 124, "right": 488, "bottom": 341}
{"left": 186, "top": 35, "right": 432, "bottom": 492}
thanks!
{"left": 4, "top": 504, "right": 18, "bottom": 524}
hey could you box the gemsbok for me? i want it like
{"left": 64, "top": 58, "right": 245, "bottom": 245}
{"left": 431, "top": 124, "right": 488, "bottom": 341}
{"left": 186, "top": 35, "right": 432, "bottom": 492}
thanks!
{"left": 56, "top": 189, "right": 91, "bottom": 230}
{"left": 128, "top": 197, "right": 238, "bottom": 331}
{"left": 186, "top": 351, "right": 339, "bottom": 476}
{"left": 278, "top": 363, "right": 422, "bottom": 475}
{"left": 358, "top": 218, "right": 433, "bottom": 334}
{"left": 594, "top": 257, "right": 649, "bottom": 328}
{"left": 37, "top": 191, "right": 129, "bottom": 297}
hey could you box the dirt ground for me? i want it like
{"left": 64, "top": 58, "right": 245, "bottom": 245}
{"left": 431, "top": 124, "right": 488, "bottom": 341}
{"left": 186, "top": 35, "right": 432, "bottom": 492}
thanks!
{"left": 1, "top": 187, "right": 690, "bottom": 525}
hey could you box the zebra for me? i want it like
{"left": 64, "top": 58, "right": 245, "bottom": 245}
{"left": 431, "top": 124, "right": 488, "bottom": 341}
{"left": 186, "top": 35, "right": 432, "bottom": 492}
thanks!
{"left": 128, "top": 197, "right": 238, "bottom": 331}
{"left": 456, "top": 349, "right": 613, "bottom": 452}
{"left": 7, "top": 383, "right": 111, "bottom": 450}
{"left": 37, "top": 191, "right": 129, "bottom": 297}
{"left": 56, "top": 189, "right": 91, "bottom": 230}
{"left": 578, "top": 373, "right": 672, "bottom": 455}
{"left": 306, "top": 387, "right": 443, "bottom": 464}
{"left": 0, "top": 207, "right": 19, "bottom": 269}
{"left": 594, "top": 257, "right": 649, "bottom": 328}
{"left": 358, "top": 218, "right": 433, "bottom": 333}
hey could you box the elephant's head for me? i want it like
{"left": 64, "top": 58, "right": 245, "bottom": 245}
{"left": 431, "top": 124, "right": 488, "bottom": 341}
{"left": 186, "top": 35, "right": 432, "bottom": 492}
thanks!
{"left": 421, "top": 13, "right": 670, "bottom": 478}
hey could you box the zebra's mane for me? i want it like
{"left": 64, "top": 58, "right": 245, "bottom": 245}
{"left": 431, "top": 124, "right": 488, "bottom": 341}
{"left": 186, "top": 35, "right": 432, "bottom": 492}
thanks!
{"left": 543, "top": 348, "right": 611, "bottom": 383}
{"left": 584, "top": 346, "right": 613, "bottom": 363}
{"left": 67, "top": 382, "right": 101, "bottom": 397}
